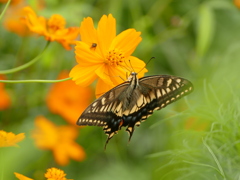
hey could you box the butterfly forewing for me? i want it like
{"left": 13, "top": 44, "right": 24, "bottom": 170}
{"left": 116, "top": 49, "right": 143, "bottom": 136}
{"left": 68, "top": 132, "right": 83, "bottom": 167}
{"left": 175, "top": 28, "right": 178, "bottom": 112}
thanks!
{"left": 77, "top": 73, "right": 193, "bottom": 148}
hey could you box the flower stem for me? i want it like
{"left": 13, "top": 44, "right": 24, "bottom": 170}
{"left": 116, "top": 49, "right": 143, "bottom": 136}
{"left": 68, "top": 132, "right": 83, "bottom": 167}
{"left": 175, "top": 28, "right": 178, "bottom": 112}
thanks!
{"left": 0, "top": 77, "right": 72, "bottom": 83}
{"left": 0, "top": 149, "right": 4, "bottom": 180}
{"left": 0, "top": 41, "right": 50, "bottom": 74}
{"left": 0, "top": 0, "right": 11, "bottom": 21}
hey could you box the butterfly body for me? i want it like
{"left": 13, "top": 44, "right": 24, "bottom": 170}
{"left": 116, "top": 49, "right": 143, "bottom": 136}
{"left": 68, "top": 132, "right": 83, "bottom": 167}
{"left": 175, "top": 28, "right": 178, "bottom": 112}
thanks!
{"left": 77, "top": 72, "right": 193, "bottom": 148}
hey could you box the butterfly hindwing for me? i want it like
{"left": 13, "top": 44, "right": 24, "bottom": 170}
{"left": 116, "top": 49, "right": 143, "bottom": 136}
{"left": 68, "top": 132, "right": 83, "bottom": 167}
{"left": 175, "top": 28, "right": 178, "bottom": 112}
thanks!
{"left": 119, "top": 75, "right": 193, "bottom": 141}
{"left": 77, "top": 73, "right": 193, "bottom": 148}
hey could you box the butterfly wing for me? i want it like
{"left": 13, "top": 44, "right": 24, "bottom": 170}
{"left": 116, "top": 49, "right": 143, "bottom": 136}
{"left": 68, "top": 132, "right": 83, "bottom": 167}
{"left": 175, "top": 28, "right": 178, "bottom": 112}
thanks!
{"left": 77, "top": 75, "right": 193, "bottom": 149}
{"left": 77, "top": 81, "right": 132, "bottom": 148}
{"left": 120, "top": 75, "right": 193, "bottom": 140}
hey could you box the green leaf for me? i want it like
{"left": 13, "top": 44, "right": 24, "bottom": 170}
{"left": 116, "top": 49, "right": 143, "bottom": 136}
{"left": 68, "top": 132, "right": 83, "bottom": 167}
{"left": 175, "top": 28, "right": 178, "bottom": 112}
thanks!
{"left": 196, "top": 4, "right": 215, "bottom": 56}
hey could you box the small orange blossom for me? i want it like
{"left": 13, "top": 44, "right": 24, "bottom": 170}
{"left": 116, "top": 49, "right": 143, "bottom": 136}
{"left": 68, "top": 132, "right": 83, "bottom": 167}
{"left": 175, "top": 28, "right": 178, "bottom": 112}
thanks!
{"left": 0, "top": 130, "right": 25, "bottom": 147}
{"left": 0, "top": 75, "right": 11, "bottom": 110}
{"left": 234, "top": 0, "right": 240, "bottom": 8}
{"left": 15, "top": 167, "right": 72, "bottom": 180}
{"left": 45, "top": 167, "right": 72, "bottom": 180}
{"left": 46, "top": 71, "right": 93, "bottom": 125}
{"left": 70, "top": 14, "right": 147, "bottom": 97}
{"left": 21, "top": 6, "right": 79, "bottom": 50}
{"left": 3, "top": 2, "right": 31, "bottom": 36}
{"left": 0, "top": 0, "right": 22, "bottom": 5}
{"left": 32, "top": 116, "right": 85, "bottom": 166}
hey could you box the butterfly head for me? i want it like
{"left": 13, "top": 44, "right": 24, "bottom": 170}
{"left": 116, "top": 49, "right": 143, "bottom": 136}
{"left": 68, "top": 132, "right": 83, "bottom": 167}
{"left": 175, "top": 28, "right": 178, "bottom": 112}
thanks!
{"left": 127, "top": 72, "right": 137, "bottom": 81}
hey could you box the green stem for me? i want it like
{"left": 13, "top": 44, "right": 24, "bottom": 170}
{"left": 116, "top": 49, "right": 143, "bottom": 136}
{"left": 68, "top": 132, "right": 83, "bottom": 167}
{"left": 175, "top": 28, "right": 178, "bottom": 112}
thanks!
{"left": 0, "top": 77, "right": 72, "bottom": 83}
{"left": 0, "top": 149, "right": 4, "bottom": 180}
{"left": 0, "top": 0, "right": 11, "bottom": 21}
{"left": 0, "top": 41, "right": 50, "bottom": 74}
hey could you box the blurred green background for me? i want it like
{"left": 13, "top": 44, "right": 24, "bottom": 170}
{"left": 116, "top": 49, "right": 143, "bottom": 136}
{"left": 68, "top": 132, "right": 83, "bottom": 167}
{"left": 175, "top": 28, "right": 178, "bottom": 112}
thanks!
{"left": 1, "top": 0, "right": 240, "bottom": 179}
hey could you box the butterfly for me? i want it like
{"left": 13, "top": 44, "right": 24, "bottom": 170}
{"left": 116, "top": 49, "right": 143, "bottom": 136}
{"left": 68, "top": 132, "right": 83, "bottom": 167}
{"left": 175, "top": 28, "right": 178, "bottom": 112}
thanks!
{"left": 77, "top": 72, "right": 193, "bottom": 149}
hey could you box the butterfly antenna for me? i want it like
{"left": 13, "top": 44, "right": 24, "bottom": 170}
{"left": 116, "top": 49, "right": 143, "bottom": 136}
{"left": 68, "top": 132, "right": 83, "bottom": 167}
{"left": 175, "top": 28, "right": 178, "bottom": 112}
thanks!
{"left": 120, "top": 60, "right": 131, "bottom": 72}
{"left": 128, "top": 59, "right": 136, "bottom": 73}
{"left": 137, "top": 57, "right": 155, "bottom": 74}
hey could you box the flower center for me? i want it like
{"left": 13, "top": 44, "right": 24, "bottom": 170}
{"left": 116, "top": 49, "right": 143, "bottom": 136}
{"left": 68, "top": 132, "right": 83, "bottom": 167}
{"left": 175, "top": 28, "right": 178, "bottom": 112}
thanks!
{"left": 47, "top": 15, "right": 66, "bottom": 33}
{"left": 106, "top": 49, "right": 125, "bottom": 66}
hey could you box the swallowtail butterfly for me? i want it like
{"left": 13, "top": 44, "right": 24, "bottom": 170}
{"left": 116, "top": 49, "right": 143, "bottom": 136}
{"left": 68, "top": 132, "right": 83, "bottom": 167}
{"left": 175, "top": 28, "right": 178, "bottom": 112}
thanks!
{"left": 77, "top": 72, "right": 193, "bottom": 149}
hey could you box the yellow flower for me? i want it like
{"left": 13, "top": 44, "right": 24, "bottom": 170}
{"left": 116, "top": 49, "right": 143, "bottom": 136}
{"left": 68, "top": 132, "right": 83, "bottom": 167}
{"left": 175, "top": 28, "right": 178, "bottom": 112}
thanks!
{"left": 14, "top": 172, "right": 33, "bottom": 180}
{"left": 0, "top": 0, "right": 22, "bottom": 5}
{"left": 234, "top": 0, "right": 240, "bottom": 8}
{"left": 3, "top": 1, "right": 44, "bottom": 36}
{"left": 45, "top": 167, "right": 72, "bottom": 180}
{"left": 46, "top": 71, "right": 93, "bottom": 125}
{"left": 0, "top": 130, "right": 25, "bottom": 147}
{"left": 70, "top": 14, "right": 148, "bottom": 97}
{"left": 14, "top": 167, "right": 72, "bottom": 180}
{"left": 21, "top": 6, "right": 79, "bottom": 50}
{"left": 0, "top": 75, "right": 11, "bottom": 110}
{"left": 32, "top": 116, "right": 86, "bottom": 166}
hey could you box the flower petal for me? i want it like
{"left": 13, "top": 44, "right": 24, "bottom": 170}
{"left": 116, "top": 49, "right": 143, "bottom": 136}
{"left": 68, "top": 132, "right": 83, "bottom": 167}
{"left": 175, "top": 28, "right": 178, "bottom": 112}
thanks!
{"left": 125, "top": 56, "right": 148, "bottom": 78}
{"left": 95, "top": 64, "right": 115, "bottom": 86}
{"left": 0, "top": 131, "right": 25, "bottom": 147}
{"left": 97, "top": 14, "right": 116, "bottom": 57}
{"left": 80, "top": 17, "right": 97, "bottom": 44}
{"left": 53, "top": 145, "right": 69, "bottom": 166}
{"left": 75, "top": 41, "right": 103, "bottom": 65}
{"left": 45, "top": 168, "right": 68, "bottom": 179}
{"left": 110, "top": 28, "right": 142, "bottom": 57}
{"left": 14, "top": 172, "right": 33, "bottom": 180}
{"left": 69, "top": 64, "right": 98, "bottom": 87}
{"left": 95, "top": 79, "right": 116, "bottom": 98}
{"left": 68, "top": 143, "right": 86, "bottom": 161}
{"left": 46, "top": 71, "right": 93, "bottom": 125}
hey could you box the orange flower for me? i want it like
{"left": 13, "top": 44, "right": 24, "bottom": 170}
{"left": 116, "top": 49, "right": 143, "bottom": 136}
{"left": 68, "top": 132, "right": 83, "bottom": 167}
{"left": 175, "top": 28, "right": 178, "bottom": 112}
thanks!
{"left": 32, "top": 116, "right": 86, "bottom": 166}
{"left": 70, "top": 14, "right": 148, "bottom": 97}
{"left": 0, "top": 75, "right": 11, "bottom": 110}
{"left": 21, "top": 6, "right": 79, "bottom": 50}
{"left": 234, "top": 0, "right": 240, "bottom": 8}
{"left": 3, "top": 2, "right": 31, "bottom": 36}
{"left": 45, "top": 167, "right": 72, "bottom": 180}
{"left": 15, "top": 167, "right": 72, "bottom": 180}
{"left": 46, "top": 71, "right": 93, "bottom": 125}
{"left": 14, "top": 172, "right": 33, "bottom": 180}
{"left": 0, "top": 130, "right": 25, "bottom": 147}
{"left": 0, "top": 0, "right": 22, "bottom": 5}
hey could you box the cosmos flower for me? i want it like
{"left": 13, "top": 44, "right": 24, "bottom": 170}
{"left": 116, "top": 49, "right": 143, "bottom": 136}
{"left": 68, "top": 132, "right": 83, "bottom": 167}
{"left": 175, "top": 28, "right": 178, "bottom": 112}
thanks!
{"left": 45, "top": 168, "right": 72, "bottom": 180}
{"left": 46, "top": 71, "right": 93, "bottom": 125}
{"left": 2, "top": 1, "right": 30, "bottom": 36}
{"left": 0, "top": 75, "right": 11, "bottom": 110}
{"left": 32, "top": 116, "right": 86, "bottom": 166}
{"left": 0, "top": 130, "right": 25, "bottom": 147}
{"left": 15, "top": 167, "right": 72, "bottom": 180}
{"left": 0, "top": 0, "right": 22, "bottom": 5}
{"left": 234, "top": 0, "right": 240, "bottom": 9}
{"left": 21, "top": 6, "right": 79, "bottom": 50}
{"left": 3, "top": 1, "right": 44, "bottom": 36}
{"left": 70, "top": 14, "right": 147, "bottom": 97}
